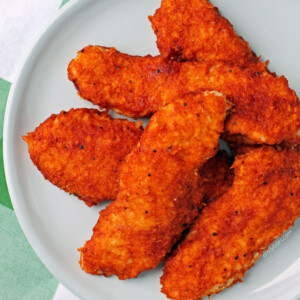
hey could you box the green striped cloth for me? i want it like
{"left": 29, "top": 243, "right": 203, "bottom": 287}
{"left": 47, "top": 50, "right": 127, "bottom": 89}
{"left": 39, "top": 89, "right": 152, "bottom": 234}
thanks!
{"left": 0, "top": 1, "right": 73, "bottom": 299}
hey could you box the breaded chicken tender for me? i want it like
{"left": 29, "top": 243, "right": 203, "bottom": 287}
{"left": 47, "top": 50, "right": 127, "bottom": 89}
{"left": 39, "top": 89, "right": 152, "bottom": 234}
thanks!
{"left": 199, "top": 150, "right": 234, "bottom": 204}
{"left": 149, "top": 0, "right": 258, "bottom": 66}
{"left": 161, "top": 147, "right": 300, "bottom": 300}
{"left": 79, "top": 91, "right": 228, "bottom": 279}
{"left": 68, "top": 46, "right": 300, "bottom": 145}
{"left": 23, "top": 108, "right": 143, "bottom": 206}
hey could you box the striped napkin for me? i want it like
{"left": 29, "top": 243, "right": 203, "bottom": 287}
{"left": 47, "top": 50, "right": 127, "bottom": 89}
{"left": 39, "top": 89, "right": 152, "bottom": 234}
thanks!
{"left": 0, "top": 1, "right": 80, "bottom": 299}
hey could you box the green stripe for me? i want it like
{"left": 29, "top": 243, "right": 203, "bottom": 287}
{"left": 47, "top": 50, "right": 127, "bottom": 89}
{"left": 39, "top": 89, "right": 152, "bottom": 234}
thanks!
{"left": 60, "top": 0, "right": 71, "bottom": 8}
{"left": 0, "top": 78, "right": 13, "bottom": 210}
{"left": 0, "top": 204, "right": 58, "bottom": 300}
{"left": 0, "top": 78, "right": 10, "bottom": 134}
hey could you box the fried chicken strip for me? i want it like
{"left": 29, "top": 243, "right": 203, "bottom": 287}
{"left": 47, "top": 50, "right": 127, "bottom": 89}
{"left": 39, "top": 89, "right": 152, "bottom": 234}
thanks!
{"left": 161, "top": 147, "right": 300, "bottom": 299}
{"left": 23, "top": 108, "right": 143, "bottom": 206}
{"left": 79, "top": 91, "right": 228, "bottom": 279}
{"left": 149, "top": 0, "right": 258, "bottom": 66}
{"left": 68, "top": 46, "right": 300, "bottom": 145}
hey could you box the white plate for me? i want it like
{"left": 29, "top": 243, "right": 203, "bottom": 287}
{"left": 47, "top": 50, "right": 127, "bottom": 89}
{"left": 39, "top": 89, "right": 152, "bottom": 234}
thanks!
{"left": 3, "top": 0, "right": 300, "bottom": 299}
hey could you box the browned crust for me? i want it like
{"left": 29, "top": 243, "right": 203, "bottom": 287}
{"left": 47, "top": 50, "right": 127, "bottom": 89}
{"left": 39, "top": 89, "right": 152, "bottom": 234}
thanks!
{"left": 199, "top": 150, "right": 234, "bottom": 204}
{"left": 79, "top": 91, "right": 228, "bottom": 279}
{"left": 149, "top": 0, "right": 258, "bottom": 67}
{"left": 161, "top": 147, "right": 300, "bottom": 299}
{"left": 23, "top": 108, "right": 143, "bottom": 206}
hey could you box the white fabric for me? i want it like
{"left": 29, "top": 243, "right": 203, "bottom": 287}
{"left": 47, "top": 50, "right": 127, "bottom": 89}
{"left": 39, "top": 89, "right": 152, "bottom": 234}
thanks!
{"left": 0, "top": 0, "right": 61, "bottom": 82}
{"left": 52, "top": 284, "right": 81, "bottom": 300}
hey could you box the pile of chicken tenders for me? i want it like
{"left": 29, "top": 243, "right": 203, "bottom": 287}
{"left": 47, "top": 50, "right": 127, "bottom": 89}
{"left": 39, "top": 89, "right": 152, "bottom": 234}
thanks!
{"left": 24, "top": 0, "right": 300, "bottom": 299}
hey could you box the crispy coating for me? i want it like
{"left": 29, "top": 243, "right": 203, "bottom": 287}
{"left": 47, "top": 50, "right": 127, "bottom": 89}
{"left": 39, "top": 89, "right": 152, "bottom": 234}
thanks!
{"left": 79, "top": 91, "right": 228, "bottom": 279}
{"left": 23, "top": 108, "right": 143, "bottom": 206}
{"left": 149, "top": 0, "right": 258, "bottom": 66}
{"left": 68, "top": 46, "right": 300, "bottom": 145}
{"left": 199, "top": 150, "right": 234, "bottom": 204}
{"left": 161, "top": 147, "right": 300, "bottom": 300}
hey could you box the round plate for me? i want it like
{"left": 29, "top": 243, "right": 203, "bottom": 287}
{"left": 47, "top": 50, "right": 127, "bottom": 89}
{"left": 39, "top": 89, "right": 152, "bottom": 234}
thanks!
{"left": 3, "top": 0, "right": 300, "bottom": 299}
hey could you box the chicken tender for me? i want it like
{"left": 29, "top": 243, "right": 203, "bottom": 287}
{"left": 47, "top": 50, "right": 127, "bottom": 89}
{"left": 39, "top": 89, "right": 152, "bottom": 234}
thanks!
{"left": 23, "top": 108, "right": 143, "bottom": 206}
{"left": 199, "top": 150, "right": 234, "bottom": 204}
{"left": 161, "top": 147, "right": 300, "bottom": 300}
{"left": 68, "top": 46, "right": 300, "bottom": 145}
{"left": 149, "top": 0, "right": 258, "bottom": 66}
{"left": 79, "top": 91, "right": 228, "bottom": 279}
